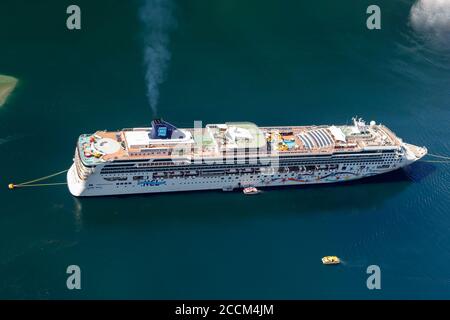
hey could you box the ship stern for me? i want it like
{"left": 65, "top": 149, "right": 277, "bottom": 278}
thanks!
{"left": 67, "top": 163, "right": 87, "bottom": 197}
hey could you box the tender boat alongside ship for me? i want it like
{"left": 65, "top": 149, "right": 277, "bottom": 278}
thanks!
{"left": 67, "top": 118, "right": 427, "bottom": 197}
{"left": 243, "top": 187, "right": 260, "bottom": 195}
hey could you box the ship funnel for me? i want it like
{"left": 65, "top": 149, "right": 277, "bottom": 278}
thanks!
{"left": 150, "top": 119, "right": 186, "bottom": 140}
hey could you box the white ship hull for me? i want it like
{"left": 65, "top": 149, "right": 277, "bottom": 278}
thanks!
{"left": 67, "top": 166, "right": 387, "bottom": 197}
{"left": 67, "top": 143, "right": 426, "bottom": 197}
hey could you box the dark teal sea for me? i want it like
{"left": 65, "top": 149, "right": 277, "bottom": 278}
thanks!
{"left": 0, "top": 0, "right": 449, "bottom": 299}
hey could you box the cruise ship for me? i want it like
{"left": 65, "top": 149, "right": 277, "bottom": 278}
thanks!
{"left": 67, "top": 118, "right": 427, "bottom": 197}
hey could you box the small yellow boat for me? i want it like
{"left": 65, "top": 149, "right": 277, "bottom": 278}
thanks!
{"left": 322, "top": 256, "right": 340, "bottom": 265}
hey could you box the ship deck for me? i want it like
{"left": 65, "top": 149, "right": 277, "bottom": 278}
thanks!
{"left": 76, "top": 121, "right": 402, "bottom": 165}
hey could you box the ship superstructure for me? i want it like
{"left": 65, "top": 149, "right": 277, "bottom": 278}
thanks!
{"left": 67, "top": 118, "right": 427, "bottom": 196}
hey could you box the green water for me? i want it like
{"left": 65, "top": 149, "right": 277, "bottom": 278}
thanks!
{"left": 0, "top": 0, "right": 449, "bottom": 299}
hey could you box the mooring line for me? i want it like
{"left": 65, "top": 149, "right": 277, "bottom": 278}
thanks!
{"left": 427, "top": 153, "right": 450, "bottom": 160}
{"left": 12, "top": 182, "right": 68, "bottom": 188}
{"left": 8, "top": 169, "right": 68, "bottom": 190}
{"left": 420, "top": 160, "right": 450, "bottom": 163}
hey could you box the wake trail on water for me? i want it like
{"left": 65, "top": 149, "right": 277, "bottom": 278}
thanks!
{"left": 0, "top": 137, "right": 11, "bottom": 145}
{"left": 139, "top": 0, "right": 176, "bottom": 117}
{"left": 0, "top": 135, "right": 20, "bottom": 146}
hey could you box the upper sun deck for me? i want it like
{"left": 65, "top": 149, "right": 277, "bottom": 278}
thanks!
{"left": 76, "top": 118, "right": 402, "bottom": 165}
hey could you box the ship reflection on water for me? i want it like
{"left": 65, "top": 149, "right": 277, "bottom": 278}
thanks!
{"left": 73, "top": 163, "right": 431, "bottom": 228}
{"left": 73, "top": 198, "right": 83, "bottom": 232}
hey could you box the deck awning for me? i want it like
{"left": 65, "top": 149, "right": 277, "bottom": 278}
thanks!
{"left": 329, "top": 126, "right": 346, "bottom": 143}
